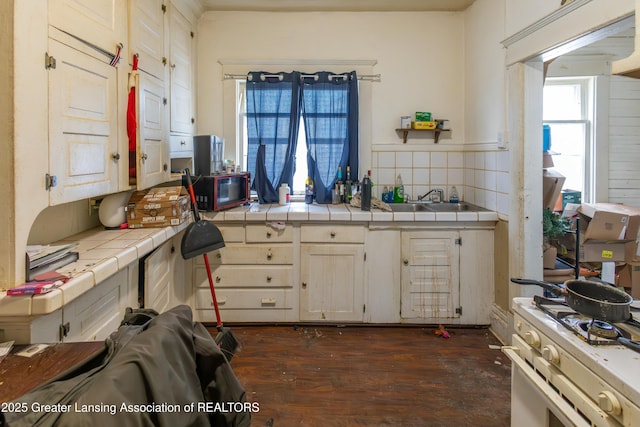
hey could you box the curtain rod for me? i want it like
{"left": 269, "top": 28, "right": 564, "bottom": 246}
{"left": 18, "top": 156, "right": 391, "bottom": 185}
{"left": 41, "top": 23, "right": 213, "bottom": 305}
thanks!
{"left": 223, "top": 73, "right": 381, "bottom": 82}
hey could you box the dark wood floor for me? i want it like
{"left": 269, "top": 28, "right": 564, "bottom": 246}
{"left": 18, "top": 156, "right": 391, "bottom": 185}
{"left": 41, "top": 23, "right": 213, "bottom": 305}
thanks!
{"left": 220, "top": 325, "right": 511, "bottom": 427}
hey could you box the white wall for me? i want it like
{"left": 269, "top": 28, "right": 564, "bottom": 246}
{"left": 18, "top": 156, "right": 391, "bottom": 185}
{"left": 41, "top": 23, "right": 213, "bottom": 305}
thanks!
{"left": 609, "top": 76, "right": 640, "bottom": 207}
{"left": 196, "top": 11, "right": 470, "bottom": 198}
{"left": 197, "top": 11, "right": 465, "bottom": 144}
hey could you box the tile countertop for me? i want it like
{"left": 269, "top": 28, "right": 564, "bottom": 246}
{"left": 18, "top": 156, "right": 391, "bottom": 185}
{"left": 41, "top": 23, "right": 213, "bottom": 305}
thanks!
{"left": 0, "top": 222, "right": 189, "bottom": 318}
{"left": 0, "top": 203, "right": 498, "bottom": 318}
{"left": 202, "top": 202, "right": 499, "bottom": 223}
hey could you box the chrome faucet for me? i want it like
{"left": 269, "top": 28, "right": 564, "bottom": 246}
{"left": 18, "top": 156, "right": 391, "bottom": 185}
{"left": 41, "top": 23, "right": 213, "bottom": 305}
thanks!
{"left": 417, "top": 188, "right": 444, "bottom": 202}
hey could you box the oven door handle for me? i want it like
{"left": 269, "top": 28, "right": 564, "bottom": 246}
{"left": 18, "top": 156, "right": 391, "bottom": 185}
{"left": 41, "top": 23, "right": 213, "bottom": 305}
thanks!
{"left": 502, "top": 346, "right": 593, "bottom": 427}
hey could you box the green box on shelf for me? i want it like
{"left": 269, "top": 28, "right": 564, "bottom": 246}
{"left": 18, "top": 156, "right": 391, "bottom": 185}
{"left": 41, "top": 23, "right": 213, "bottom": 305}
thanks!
{"left": 415, "top": 112, "right": 431, "bottom": 121}
{"left": 561, "top": 189, "right": 581, "bottom": 210}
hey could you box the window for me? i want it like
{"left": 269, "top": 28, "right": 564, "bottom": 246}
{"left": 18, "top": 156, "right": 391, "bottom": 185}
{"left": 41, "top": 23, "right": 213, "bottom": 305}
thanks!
{"left": 236, "top": 71, "right": 358, "bottom": 204}
{"left": 236, "top": 80, "right": 308, "bottom": 195}
{"left": 543, "top": 77, "right": 595, "bottom": 202}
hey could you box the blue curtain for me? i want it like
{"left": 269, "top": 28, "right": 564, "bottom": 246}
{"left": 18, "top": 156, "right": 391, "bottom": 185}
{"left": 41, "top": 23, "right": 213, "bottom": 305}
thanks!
{"left": 246, "top": 71, "right": 301, "bottom": 204}
{"left": 301, "top": 71, "right": 359, "bottom": 204}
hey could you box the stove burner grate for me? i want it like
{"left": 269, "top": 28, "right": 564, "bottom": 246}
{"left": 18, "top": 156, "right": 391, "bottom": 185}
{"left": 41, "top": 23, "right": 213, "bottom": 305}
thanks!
{"left": 582, "top": 319, "right": 620, "bottom": 339}
{"left": 533, "top": 296, "right": 629, "bottom": 345}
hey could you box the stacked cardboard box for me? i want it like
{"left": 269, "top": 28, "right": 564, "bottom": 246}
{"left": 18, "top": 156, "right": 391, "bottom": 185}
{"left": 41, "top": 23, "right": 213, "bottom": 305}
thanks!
{"left": 576, "top": 203, "right": 640, "bottom": 297}
{"left": 127, "top": 186, "right": 191, "bottom": 228}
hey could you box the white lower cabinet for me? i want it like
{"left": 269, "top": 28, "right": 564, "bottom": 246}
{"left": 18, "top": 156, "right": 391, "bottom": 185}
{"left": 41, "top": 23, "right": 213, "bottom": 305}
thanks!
{"left": 400, "top": 231, "right": 461, "bottom": 321}
{"left": 0, "top": 268, "right": 136, "bottom": 344}
{"left": 399, "top": 229, "right": 494, "bottom": 324}
{"left": 192, "top": 224, "right": 297, "bottom": 323}
{"left": 188, "top": 222, "right": 494, "bottom": 325}
{"left": 63, "top": 268, "right": 135, "bottom": 342}
{"left": 300, "top": 225, "right": 365, "bottom": 322}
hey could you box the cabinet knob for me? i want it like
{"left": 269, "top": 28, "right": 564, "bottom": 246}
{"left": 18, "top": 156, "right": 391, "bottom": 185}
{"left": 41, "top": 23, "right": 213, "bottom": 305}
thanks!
{"left": 403, "top": 259, "right": 409, "bottom": 265}
{"left": 215, "top": 276, "right": 221, "bottom": 283}
{"left": 266, "top": 276, "right": 272, "bottom": 282}
{"left": 216, "top": 253, "right": 221, "bottom": 259}
{"left": 330, "top": 231, "right": 336, "bottom": 238}
{"left": 180, "top": 139, "right": 186, "bottom": 145}
{"left": 141, "top": 153, "right": 148, "bottom": 161}
{"left": 171, "top": 63, "right": 176, "bottom": 69}
{"left": 112, "top": 153, "right": 120, "bottom": 161}
{"left": 302, "top": 282, "right": 307, "bottom": 288}
{"left": 266, "top": 231, "right": 272, "bottom": 238}
{"left": 266, "top": 251, "right": 272, "bottom": 260}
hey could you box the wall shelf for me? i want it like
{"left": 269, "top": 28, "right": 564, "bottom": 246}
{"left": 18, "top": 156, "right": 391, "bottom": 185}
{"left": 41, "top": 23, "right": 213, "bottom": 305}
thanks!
{"left": 395, "top": 128, "right": 449, "bottom": 144}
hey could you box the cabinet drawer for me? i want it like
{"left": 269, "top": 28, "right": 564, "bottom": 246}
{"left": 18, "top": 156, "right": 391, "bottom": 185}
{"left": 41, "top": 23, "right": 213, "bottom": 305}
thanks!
{"left": 301, "top": 225, "right": 365, "bottom": 243}
{"left": 195, "top": 288, "right": 294, "bottom": 310}
{"left": 195, "top": 265, "right": 293, "bottom": 288}
{"left": 218, "top": 225, "right": 245, "bottom": 243}
{"left": 169, "top": 134, "right": 193, "bottom": 154}
{"left": 202, "top": 244, "right": 293, "bottom": 265}
{"left": 246, "top": 224, "right": 293, "bottom": 243}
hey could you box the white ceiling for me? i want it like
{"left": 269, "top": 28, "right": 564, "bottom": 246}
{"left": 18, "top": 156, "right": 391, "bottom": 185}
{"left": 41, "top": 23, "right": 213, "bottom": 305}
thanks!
{"left": 199, "top": 0, "right": 476, "bottom": 12}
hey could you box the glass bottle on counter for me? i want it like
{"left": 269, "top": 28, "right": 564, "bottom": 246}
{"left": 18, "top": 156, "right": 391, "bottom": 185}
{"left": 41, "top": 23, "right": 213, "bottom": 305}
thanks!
{"left": 345, "top": 166, "right": 353, "bottom": 203}
{"left": 305, "top": 176, "right": 314, "bottom": 204}
{"left": 361, "top": 171, "right": 371, "bottom": 211}
{"left": 336, "top": 166, "right": 344, "bottom": 201}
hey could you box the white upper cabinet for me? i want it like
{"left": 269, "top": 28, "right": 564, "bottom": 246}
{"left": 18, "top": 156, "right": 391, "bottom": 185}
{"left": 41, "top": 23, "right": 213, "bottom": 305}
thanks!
{"left": 46, "top": 0, "right": 126, "bottom": 204}
{"left": 168, "top": 4, "right": 194, "bottom": 135}
{"left": 47, "top": 38, "right": 120, "bottom": 205}
{"left": 49, "top": 0, "right": 125, "bottom": 55}
{"left": 128, "top": 0, "right": 166, "bottom": 80}
{"left": 136, "top": 70, "right": 169, "bottom": 189}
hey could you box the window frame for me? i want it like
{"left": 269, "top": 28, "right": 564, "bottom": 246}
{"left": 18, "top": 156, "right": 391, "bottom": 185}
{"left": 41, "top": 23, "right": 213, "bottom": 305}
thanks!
{"left": 543, "top": 76, "right": 596, "bottom": 203}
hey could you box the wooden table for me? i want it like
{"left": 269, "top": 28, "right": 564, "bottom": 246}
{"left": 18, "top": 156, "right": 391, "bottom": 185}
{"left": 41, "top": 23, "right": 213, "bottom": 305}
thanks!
{"left": 0, "top": 342, "right": 104, "bottom": 402}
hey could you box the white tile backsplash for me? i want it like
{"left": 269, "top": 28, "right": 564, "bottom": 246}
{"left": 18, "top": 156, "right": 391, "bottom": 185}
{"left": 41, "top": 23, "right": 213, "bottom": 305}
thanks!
{"left": 414, "top": 152, "right": 430, "bottom": 168}
{"left": 497, "top": 150, "right": 510, "bottom": 172}
{"left": 396, "top": 152, "right": 413, "bottom": 168}
{"left": 485, "top": 151, "right": 497, "bottom": 171}
{"left": 379, "top": 152, "right": 395, "bottom": 168}
{"left": 430, "top": 168, "right": 447, "bottom": 186}
{"left": 448, "top": 152, "right": 463, "bottom": 168}
{"left": 431, "top": 152, "right": 447, "bottom": 168}
{"left": 447, "top": 168, "right": 463, "bottom": 186}
{"left": 371, "top": 148, "right": 509, "bottom": 217}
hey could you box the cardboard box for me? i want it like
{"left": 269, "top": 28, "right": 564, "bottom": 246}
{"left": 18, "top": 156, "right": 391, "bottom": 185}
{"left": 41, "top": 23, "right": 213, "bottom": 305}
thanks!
{"left": 543, "top": 246, "right": 557, "bottom": 269}
{"left": 561, "top": 190, "right": 581, "bottom": 211}
{"left": 581, "top": 240, "right": 635, "bottom": 262}
{"left": 543, "top": 169, "right": 565, "bottom": 211}
{"left": 618, "top": 262, "right": 640, "bottom": 298}
{"left": 415, "top": 112, "right": 431, "bottom": 121}
{"left": 577, "top": 203, "right": 629, "bottom": 241}
{"left": 412, "top": 121, "right": 436, "bottom": 130}
{"left": 127, "top": 186, "right": 190, "bottom": 228}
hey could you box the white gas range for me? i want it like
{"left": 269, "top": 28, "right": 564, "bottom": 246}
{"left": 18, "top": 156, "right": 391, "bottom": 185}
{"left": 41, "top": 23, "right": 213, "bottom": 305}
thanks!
{"left": 503, "top": 297, "right": 640, "bottom": 427}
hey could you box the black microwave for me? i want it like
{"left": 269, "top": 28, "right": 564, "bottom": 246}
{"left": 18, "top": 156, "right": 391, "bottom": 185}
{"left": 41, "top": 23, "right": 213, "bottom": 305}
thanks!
{"left": 183, "top": 173, "right": 251, "bottom": 211}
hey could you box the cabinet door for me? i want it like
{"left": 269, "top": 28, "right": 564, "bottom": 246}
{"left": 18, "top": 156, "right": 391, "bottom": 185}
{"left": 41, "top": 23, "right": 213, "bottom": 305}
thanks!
{"left": 168, "top": 5, "right": 193, "bottom": 135}
{"left": 400, "top": 231, "right": 460, "bottom": 319}
{"left": 300, "top": 244, "right": 365, "bottom": 322}
{"left": 49, "top": 0, "right": 125, "bottom": 57}
{"left": 63, "top": 269, "right": 130, "bottom": 342}
{"left": 128, "top": 0, "right": 165, "bottom": 80}
{"left": 144, "top": 239, "right": 176, "bottom": 313}
{"left": 136, "top": 71, "right": 169, "bottom": 189}
{"left": 48, "top": 39, "right": 119, "bottom": 205}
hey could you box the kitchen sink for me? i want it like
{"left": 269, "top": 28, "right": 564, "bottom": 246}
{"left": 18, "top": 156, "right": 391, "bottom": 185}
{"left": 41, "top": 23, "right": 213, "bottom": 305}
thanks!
{"left": 387, "top": 203, "right": 432, "bottom": 212}
{"left": 388, "top": 202, "right": 488, "bottom": 212}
